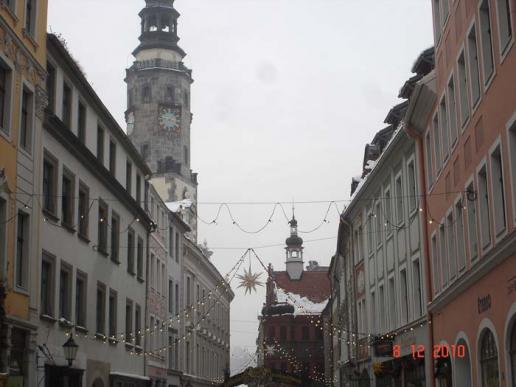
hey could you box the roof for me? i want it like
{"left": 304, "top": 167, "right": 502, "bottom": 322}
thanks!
{"left": 273, "top": 270, "right": 330, "bottom": 304}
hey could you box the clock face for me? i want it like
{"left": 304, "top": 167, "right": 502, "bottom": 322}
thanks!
{"left": 159, "top": 107, "right": 181, "bottom": 135}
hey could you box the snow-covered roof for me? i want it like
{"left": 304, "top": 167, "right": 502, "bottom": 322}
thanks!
{"left": 166, "top": 199, "right": 193, "bottom": 213}
{"left": 275, "top": 285, "right": 328, "bottom": 316}
{"left": 110, "top": 372, "right": 150, "bottom": 381}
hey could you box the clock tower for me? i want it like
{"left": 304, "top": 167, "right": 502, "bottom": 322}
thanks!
{"left": 126, "top": 0, "right": 198, "bottom": 239}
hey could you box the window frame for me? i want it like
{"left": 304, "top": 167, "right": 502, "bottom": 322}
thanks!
{"left": 96, "top": 282, "right": 107, "bottom": 336}
{"left": 97, "top": 199, "right": 109, "bottom": 255}
{"left": 23, "top": 0, "right": 37, "bottom": 38}
{"left": 454, "top": 196, "right": 467, "bottom": 273}
{"left": 40, "top": 251, "right": 56, "bottom": 318}
{"left": 78, "top": 181, "right": 90, "bottom": 240}
{"left": 109, "top": 139, "right": 117, "bottom": 176}
{"left": 59, "top": 261, "right": 73, "bottom": 321}
{"left": 108, "top": 288, "right": 118, "bottom": 340}
{"left": 137, "top": 236, "right": 144, "bottom": 281}
{"left": 477, "top": 160, "right": 492, "bottom": 252}
{"left": 97, "top": 125, "right": 105, "bottom": 164}
{"left": 466, "top": 21, "right": 482, "bottom": 110}
{"left": 506, "top": 112, "right": 516, "bottom": 225}
{"left": 15, "top": 210, "right": 29, "bottom": 291}
{"left": 495, "top": 0, "right": 514, "bottom": 60}
{"left": 0, "top": 56, "right": 13, "bottom": 138}
{"left": 42, "top": 151, "right": 58, "bottom": 217}
{"left": 447, "top": 71, "right": 459, "bottom": 149}
{"left": 0, "top": 196, "right": 7, "bottom": 281}
{"left": 127, "top": 227, "right": 135, "bottom": 275}
{"left": 77, "top": 100, "right": 87, "bottom": 144}
{"left": 75, "top": 271, "right": 87, "bottom": 329}
{"left": 457, "top": 47, "right": 471, "bottom": 129}
{"left": 488, "top": 140, "right": 507, "bottom": 240}
{"left": 61, "top": 168, "right": 75, "bottom": 229}
{"left": 478, "top": 0, "right": 496, "bottom": 88}
{"left": 110, "top": 211, "right": 120, "bottom": 263}
{"left": 19, "top": 84, "right": 34, "bottom": 154}
{"left": 62, "top": 80, "right": 72, "bottom": 129}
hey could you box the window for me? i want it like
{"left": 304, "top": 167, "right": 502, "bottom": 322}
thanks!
{"left": 110, "top": 211, "right": 120, "bottom": 263}
{"left": 20, "top": 87, "right": 33, "bottom": 152}
{"left": 126, "top": 161, "right": 132, "bottom": 195}
{"left": 280, "top": 326, "right": 287, "bottom": 342}
{"left": 135, "top": 304, "right": 141, "bottom": 346}
{"left": 431, "top": 234, "right": 440, "bottom": 293}
{"left": 375, "top": 201, "right": 382, "bottom": 244}
{"left": 367, "top": 210, "right": 373, "bottom": 252}
{"left": 175, "top": 232, "right": 180, "bottom": 262}
{"left": 497, "top": 0, "right": 513, "bottom": 54}
{"left": 150, "top": 254, "right": 155, "bottom": 289}
{"left": 175, "top": 283, "right": 179, "bottom": 315}
{"left": 480, "top": 330, "right": 500, "bottom": 387}
{"left": 433, "top": 0, "right": 442, "bottom": 42}
{"left": 24, "top": 0, "right": 36, "bottom": 36}
{"left": 137, "top": 236, "right": 144, "bottom": 279}
{"left": 169, "top": 280, "right": 174, "bottom": 313}
{"left": 166, "top": 86, "right": 174, "bottom": 103}
{"left": 109, "top": 290, "right": 117, "bottom": 339}
{"left": 78, "top": 183, "right": 89, "bottom": 238}
{"left": 186, "top": 276, "right": 191, "bottom": 307}
{"left": 490, "top": 146, "right": 506, "bottom": 236}
{"left": 408, "top": 161, "right": 417, "bottom": 212}
{"left": 458, "top": 51, "right": 470, "bottom": 125}
{"left": 466, "top": 182, "right": 479, "bottom": 261}
{"left": 75, "top": 272, "right": 87, "bottom": 328}
{"left": 433, "top": 113, "right": 442, "bottom": 170}
{"left": 136, "top": 174, "right": 141, "bottom": 205}
{"left": 510, "top": 322, "right": 516, "bottom": 387}
{"left": 302, "top": 326, "right": 309, "bottom": 341}
{"left": 395, "top": 175, "right": 403, "bottom": 223}
{"left": 447, "top": 76, "right": 458, "bottom": 145}
{"left": 467, "top": 25, "right": 481, "bottom": 106}
{"left": 388, "top": 277, "right": 396, "bottom": 329}
{"left": 16, "top": 212, "right": 29, "bottom": 289}
{"left": 125, "top": 299, "right": 133, "bottom": 344}
{"left": 78, "top": 102, "right": 86, "bottom": 144}
{"left": 184, "top": 146, "right": 189, "bottom": 165}
{"left": 59, "top": 264, "right": 72, "bottom": 320}
{"left": 478, "top": 165, "right": 491, "bottom": 248}
{"left": 455, "top": 201, "right": 466, "bottom": 271}
{"left": 46, "top": 62, "right": 56, "bottom": 113}
{"left": 142, "top": 85, "right": 151, "bottom": 103}
{"left": 0, "top": 63, "right": 11, "bottom": 133}
{"left": 400, "top": 269, "right": 409, "bottom": 324}
{"left": 61, "top": 171, "right": 75, "bottom": 227}
{"left": 169, "top": 226, "right": 174, "bottom": 259}
{"left": 127, "top": 228, "right": 135, "bottom": 275}
{"left": 447, "top": 212, "right": 457, "bottom": 279}
{"left": 62, "top": 81, "right": 72, "bottom": 128}
{"left": 440, "top": 224, "right": 449, "bottom": 285}
{"left": 413, "top": 260, "right": 422, "bottom": 317}
{"left": 96, "top": 283, "right": 106, "bottom": 335}
{"left": 370, "top": 291, "right": 376, "bottom": 332}
{"left": 97, "top": 126, "right": 105, "bottom": 163}
{"left": 98, "top": 200, "right": 108, "bottom": 254}
{"left": 378, "top": 285, "right": 385, "bottom": 331}
{"left": 109, "top": 140, "right": 117, "bottom": 176}
{"left": 440, "top": 97, "right": 449, "bottom": 160}
{"left": 510, "top": 124, "right": 516, "bottom": 215}
{"left": 426, "top": 132, "right": 434, "bottom": 187}
{"left": 479, "top": 0, "right": 495, "bottom": 83}
{"left": 42, "top": 155, "right": 57, "bottom": 215}
{"left": 41, "top": 254, "right": 55, "bottom": 316}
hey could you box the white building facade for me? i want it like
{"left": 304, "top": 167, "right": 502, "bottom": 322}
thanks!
{"left": 338, "top": 123, "right": 432, "bottom": 387}
{"left": 37, "top": 34, "right": 152, "bottom": 387}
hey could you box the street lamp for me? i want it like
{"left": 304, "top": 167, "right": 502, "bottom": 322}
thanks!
{"left": 62, "top": 336, "right": 79, "bottom": 367}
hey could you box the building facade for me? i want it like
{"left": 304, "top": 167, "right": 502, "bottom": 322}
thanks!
{"left": 180, "top": 238, "right": 233, "bottom": 386}
{"left": 0, "top": 0, "right": 48, "bottom": 386}
{"left": 38, "top": 34, "right": 152, "bottom": 387}
{"left": 405, "top": 0, "right": 516, "bottom": 386}
{"left": 258, "top": 217, "right": 330, "bottom": 386}
{"left": 126, "top": 0, "right": 198, "bottom": 240}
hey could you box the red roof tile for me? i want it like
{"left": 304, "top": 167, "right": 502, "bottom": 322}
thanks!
{"left": 273, "top": 270, "right": 330, "bottom": 304}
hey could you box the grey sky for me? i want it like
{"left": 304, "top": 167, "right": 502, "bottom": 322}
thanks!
{"left": 48, "top": 0, "right": 433, "bottom": 367}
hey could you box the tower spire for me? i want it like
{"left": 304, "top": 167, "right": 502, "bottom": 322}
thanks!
{"left": 133, "top": 0, "right": 185, "bottom": 58}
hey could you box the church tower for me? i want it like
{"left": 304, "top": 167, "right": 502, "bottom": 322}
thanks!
{"left": 126, "top": 0, "right": 198, "bottom": 239}
{"left": 285, "top": 215, "right": 304, "bottom": 280}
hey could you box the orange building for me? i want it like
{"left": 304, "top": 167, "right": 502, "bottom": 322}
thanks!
{"left": 0, "top": 0, "right": 48, "bottom": 385}
{"left": 405, "top": 0, "right": 516, "bottom": 386}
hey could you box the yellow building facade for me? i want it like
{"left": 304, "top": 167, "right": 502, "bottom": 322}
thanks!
{"left": 0, "top": 0, "right": 48, "bottom": 385}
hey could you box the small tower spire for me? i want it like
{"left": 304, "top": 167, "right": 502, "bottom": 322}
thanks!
{"left": 133, "top": 0, "right": 185, "bottom": 58}
{"left": 285, "top": 212, "right": 304, "bottom": 280}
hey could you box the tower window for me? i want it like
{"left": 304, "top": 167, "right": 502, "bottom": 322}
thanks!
{"left": 142, "top": 86, "right": 151, "bottom": 103}
{"left": 166, "top": 87, "right": 174, "bottom": 103}
{"left": 184, "top": 146, "right": 189, "bottom": 165}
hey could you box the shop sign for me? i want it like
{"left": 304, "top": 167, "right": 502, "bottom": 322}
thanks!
{"left": 477, "top": 294, "right": 491, "bottom": 314}
{"left": 372, "top": 336, "right": 394, "bottom": 357}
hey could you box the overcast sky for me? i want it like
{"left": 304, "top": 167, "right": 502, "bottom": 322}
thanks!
{"left": 48, "top": 0, "right": 433, "bottom": 370}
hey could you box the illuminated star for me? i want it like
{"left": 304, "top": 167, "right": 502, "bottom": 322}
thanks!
{"left": 236, "top": 268, "right": 264, "bottom": 295}
{"left": 264, "top": 345, "right": 275, "bottom": 357}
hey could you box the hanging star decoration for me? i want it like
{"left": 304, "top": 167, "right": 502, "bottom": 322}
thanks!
{"left": 264, "top": 344, "right": 276, "bottom": 357}
{"left": 236, "top": 268, "right": 264, "bottom": 295}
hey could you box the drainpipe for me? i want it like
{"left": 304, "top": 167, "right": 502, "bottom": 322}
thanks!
{"left": 415, "top": 134, "right": 436, "bottom": 387}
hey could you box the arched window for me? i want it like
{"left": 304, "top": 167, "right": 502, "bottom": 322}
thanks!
{"left": 510, "top": 322, "right": 516, "bottom": 387}
{"left": 480, "top": 329, "right": 499, "bottom": 387}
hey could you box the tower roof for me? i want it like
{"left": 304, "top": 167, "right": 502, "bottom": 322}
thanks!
{"left": 133, "top": 0, "right": 185, "bottom": 57}
{"left": 285, "top": 215, "right": 303, "bottom": 247}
